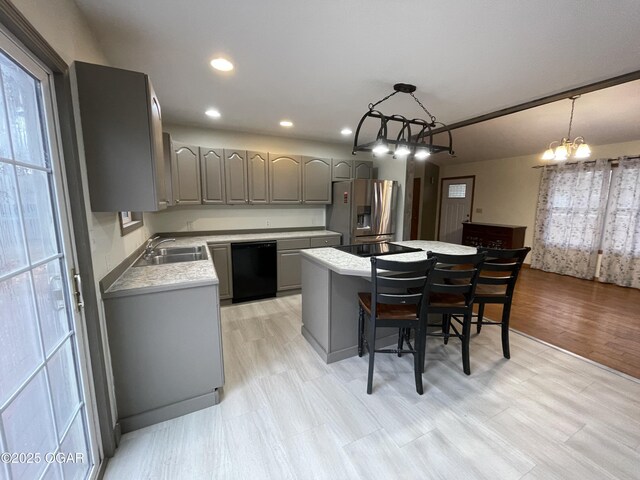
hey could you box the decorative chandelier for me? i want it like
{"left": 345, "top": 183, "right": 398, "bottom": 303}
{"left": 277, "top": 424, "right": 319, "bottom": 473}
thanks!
{"left": 541, "top": 95, "right": 591, "bottom": 161}
{"left": 352, "top": 83, "right": 454, "bottom": 159}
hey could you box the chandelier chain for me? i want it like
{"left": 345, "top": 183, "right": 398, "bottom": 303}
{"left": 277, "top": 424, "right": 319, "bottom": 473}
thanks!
{"left": 567, "top": 97, "right": 576, "bottom": 140}
{"left": 409, "top": 92, "right": 437, "bottom": 123}
{"left": 368, "top": 90, "right": 400, "bottom": 110}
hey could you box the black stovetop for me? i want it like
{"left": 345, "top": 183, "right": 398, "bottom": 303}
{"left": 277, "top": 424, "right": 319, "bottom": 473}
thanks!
{"left": 333, "top": 242, "right": 423, "bottom": 258}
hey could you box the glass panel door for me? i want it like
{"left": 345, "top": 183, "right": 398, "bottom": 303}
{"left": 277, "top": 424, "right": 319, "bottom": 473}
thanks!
{"left": 0, "top": 32, "right": 96, "bottom": 480}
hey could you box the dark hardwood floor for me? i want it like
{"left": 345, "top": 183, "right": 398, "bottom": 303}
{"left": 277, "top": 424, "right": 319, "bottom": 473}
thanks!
{"left": 482, "top": 267, "right": 640, "bottom": 379}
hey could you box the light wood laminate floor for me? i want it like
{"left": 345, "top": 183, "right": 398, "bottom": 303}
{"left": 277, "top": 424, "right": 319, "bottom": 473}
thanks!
{"left": 104, "top": 295, "right": 640, "bottom": 480}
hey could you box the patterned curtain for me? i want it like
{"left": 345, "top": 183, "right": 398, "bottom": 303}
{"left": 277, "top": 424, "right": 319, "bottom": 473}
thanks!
{"left": 531, "top": 159, "right": 610, "bottom": 279}
{"left": 599, "top": 157, "right": 640, "bottom": 289}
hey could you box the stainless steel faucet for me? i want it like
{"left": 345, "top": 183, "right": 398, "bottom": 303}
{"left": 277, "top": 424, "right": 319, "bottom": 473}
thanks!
{"left": 143, "top": 236, "right": 176, "bottom": 258}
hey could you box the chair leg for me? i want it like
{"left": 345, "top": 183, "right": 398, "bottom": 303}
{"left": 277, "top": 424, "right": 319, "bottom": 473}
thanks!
{"left": 501, "top": 303, "right": 512, "bottom": 359}
{"left": 358, "top": 306, "right": 364, "bottom": 357}
{"left": 397, "top": 328, "right": 404, "bottom": 357}
{"left": 462, "top": 312, "right": 472, "bottom": 375}
{"left": 477, "top": 303, "right": 485, "bottom": 333}
{"left": 414, "top": 326, "right": 424, "bottom": 395}
{"left": 443, "top": 314, "right": 451, "bottom": 345}
{"left": 366, "top": 318, "right": 376, "bottom": 394}
{"left": 419, "top": 323, "right": 426, "bottom": 374}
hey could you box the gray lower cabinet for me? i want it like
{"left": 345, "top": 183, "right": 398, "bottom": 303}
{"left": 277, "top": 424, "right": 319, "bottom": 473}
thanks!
{"left": 248, "top": 151, "right": 269, "bottom": 204}
{"left": 172, "top": 142, "right": 202, "bottom": 205}
{"left": 276, "top": 235, "right": 341, "bottom": 291}
{"left": 303, "top": 157, "right": 332, "bottom": 204}
{"left": 209, "top": 244, "right": 233, "bottom": 299}
{"left": 201, "top": 147, "right": 225, "bottom": 204}
{"left": 309, "top": 235, "right": 341, "bottom": 248}
{"left": 269, "top": 154, "right": 302, "bottom": 204}
{"left": 354, "top": 160, "right": 373, "bottom": 179}
{"left": 103, "top": 284, "right": 224, "bottom": 433}
{"left": 332, "top": 159, "right": 352, "bottom": 181}
{"left": 277, "top": 250, "right": 302, "bottom": 290}
{"left": 224, "top": 149, "right": 248, "bottom": 204}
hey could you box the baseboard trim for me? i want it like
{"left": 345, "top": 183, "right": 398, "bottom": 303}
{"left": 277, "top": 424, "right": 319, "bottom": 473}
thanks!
{"left": 511, "top": 328, "right": 640, "bottom": 384}
{"left": 301, "top": 325, "right": 398, "bottom": 364}
{"left": 118, "top": 390, "right": 221, "bottom": 434}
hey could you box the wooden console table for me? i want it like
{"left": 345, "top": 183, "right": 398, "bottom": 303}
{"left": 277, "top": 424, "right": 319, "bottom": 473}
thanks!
{"left": 461, "top": 222, "right": 527, "bottom": 249}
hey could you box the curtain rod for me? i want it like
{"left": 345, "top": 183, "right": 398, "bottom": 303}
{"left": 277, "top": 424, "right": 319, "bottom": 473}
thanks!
{"left": 531, "top": 155, "right": 640, "bottom": 169}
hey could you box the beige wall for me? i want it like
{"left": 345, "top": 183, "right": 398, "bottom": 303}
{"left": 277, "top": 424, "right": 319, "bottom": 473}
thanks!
{"left": 146, "top": 124, "right": 365, "bottom": 234}
{"left": 439, "top": 139, "right": 640, "bottom": 259}
{"left": 12, "top": 0, "right": 108, "bottom": 65}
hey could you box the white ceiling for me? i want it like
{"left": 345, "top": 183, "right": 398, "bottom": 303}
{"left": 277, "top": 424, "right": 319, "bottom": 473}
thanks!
{"left": 74, "top": 0, "right": 640, "bottom": 161}
{"left": 442, "top": 79, "right": 640, "bottom": 165}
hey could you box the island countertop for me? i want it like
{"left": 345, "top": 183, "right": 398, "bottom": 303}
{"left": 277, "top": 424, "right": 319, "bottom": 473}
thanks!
{"left": 300, "top": 240, "right": 478, "bottom": 276}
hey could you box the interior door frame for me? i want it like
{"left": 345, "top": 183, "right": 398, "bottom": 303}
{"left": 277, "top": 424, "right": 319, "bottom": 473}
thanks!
{"left": 437, "top": 175, "right": 475, "bottom": 241}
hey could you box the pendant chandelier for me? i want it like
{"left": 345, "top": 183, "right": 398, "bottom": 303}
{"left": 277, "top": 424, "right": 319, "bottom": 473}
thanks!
{"left": 541, "top": 95, "right": 591, "bottom": 161}
{"left": 352, "top": 83, "right": 454, "bottom": 159}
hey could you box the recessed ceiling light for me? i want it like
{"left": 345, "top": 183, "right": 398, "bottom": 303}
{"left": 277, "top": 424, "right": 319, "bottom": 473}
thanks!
{"left": 341, "top": 128, "right": 353, "bottom": 136}
{"left": 280, "top": 120, "right": 293, "bottom": 127}
{"left": 210, "top": 58, "right": 234, "bottom": 72}
{"left": 205, "top": 109, "right": 221, "bottom": 118}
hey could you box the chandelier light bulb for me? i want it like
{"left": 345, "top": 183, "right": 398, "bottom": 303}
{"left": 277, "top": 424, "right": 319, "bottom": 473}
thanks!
{"left": 415, "top": 149, "right": 431, "bottom": 160}
{"left": 372, "top": 141, "right": 389, "bottom": 155}
{"left": 395, "top": 144, "right": 411, "bottom": 157}
{"left": 574, "top": 143, "right": 592, "bottom": 159}
{"left": 541, "top": 148, "right": 555, "bottom": 160}
{"left": 554, "top": 144, "right": 569, "bottom": 161}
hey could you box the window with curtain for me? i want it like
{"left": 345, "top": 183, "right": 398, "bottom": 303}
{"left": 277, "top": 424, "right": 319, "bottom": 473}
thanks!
{"left": 530, "top": 159, "right": 611, "bottom": 279}
{"left": 599, "top": 157, "right": 640, "bottom": 289}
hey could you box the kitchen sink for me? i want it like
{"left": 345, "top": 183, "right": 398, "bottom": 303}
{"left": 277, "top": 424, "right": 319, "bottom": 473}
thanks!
{"left": 156, "top": 246, "right": 205, "bottom": 256}
{"left": 132, "top": 246, "right": 206, "bottom": 267}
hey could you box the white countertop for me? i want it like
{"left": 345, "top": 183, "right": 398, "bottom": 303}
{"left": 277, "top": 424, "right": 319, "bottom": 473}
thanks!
{"left": 103, "top": 229, "right": 340, "bottom": 298}
{"left": 300, "top": 240, "right": 478, "bottom": 276}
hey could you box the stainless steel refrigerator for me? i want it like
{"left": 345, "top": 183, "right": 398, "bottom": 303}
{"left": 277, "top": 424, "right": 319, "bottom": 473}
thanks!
{"left": 327, "top": 179, "right": 398, "bottom": 244}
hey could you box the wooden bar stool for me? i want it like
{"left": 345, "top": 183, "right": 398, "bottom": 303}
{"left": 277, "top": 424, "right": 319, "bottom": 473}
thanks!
{"left": 472, "top": 247, "right": 531, "bottom": 359}
{"left": 357, "top": 256, "right": 437, "bottom": 395}
{"left": 425, "top": 251, "right": 486, "bottom": 375}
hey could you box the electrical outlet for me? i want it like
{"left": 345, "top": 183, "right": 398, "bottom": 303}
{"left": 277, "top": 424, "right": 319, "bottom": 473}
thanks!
{"left": 186, "top": 221, "right": 194, "bottom": 231}
{"left": 266, "top": 220, "right": 271, "bottom": 227}
{"left": 476, "top": 208, "right": 483, "bottom": 214}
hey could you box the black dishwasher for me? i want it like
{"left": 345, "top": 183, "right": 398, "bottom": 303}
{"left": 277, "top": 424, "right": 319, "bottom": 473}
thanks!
{"left": 231, "top": 241, "right": 277, "bottom": 303}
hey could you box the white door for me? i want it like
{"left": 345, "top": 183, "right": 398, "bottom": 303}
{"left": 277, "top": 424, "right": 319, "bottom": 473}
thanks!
{"left": 0, "top": 30, "right": 99, "bottom": 479}
{"left": 438, "top": 177, "right": 474, "bottom": 244}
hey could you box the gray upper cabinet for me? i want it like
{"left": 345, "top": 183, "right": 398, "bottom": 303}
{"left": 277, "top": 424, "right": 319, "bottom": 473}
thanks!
{"left": 72, "top": 61, "right": 166, "bottom": 212}
{"left": 162, "top": 133, "right": 174, "bottom": 207}
{"left": 302, "top": 157, "right": 332, "bottom": 204}
{"left": 332, "top": 159, "right": 352, "bottom": 181}
{"left": 354, "top": 160, "right": 373, "bottom": 179}
{"left": 172, "top": 142, "right": 201, "bottom": 205}
{"left": 269, "top": 154, "right": 302, "bottom": 204}
{"left": 224, "top": 150, "right": 248, "bottom": 204}
{"left": 200, "top": 147, "right": 225, "bottom": 204}
{"left": 248, "top": 151, "right": 269, "bottom": 204}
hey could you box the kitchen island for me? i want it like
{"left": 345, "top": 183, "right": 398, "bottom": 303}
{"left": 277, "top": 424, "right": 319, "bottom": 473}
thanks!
{"left": 300, "top": 240, "right": 477, "bottom": 363}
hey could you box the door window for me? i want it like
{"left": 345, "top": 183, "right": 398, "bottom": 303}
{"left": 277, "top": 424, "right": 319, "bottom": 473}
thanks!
{"left": 0, "top": 35, "right": 95, "bottom": 480}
